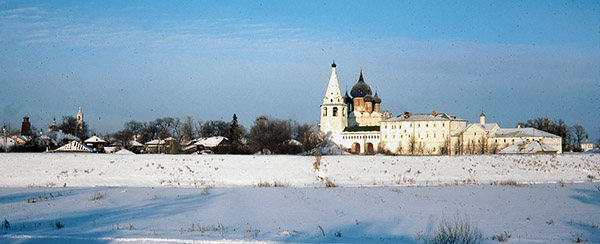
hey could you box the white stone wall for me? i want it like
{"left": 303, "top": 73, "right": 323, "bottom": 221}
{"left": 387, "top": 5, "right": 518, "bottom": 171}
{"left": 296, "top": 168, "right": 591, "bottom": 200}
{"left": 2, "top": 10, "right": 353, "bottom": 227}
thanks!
{"left": 380, "top": 120, "right": 466, "bottom": 155}
{"left": 320, "top": 104, "right": 348, "bottom": 143}
{"left": 349, "top": 111, "right": 382, "bottom": 127}
{"left": 341, "top": 131, "right": 381, "bottom": 154}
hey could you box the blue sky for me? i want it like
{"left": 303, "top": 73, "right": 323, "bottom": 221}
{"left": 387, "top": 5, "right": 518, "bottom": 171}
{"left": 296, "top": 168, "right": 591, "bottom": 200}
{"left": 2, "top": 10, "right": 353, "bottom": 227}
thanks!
{"left": 1, "top": 0, "right": 599, "bottom": 142}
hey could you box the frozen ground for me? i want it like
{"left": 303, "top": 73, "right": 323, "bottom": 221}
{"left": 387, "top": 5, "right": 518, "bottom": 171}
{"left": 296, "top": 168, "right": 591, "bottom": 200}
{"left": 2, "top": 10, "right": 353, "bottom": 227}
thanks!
{"left": 0, "top": 153, "right": 599, "bottom": 243}
{"left": 1, "top": 153, "right": 598, "bottom": 187}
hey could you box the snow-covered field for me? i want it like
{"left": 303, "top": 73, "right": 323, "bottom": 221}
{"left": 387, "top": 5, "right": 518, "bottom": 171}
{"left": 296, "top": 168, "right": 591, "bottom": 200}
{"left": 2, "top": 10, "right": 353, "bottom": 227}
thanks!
{"left": 1, "top": 153, "right": 599, "bottom": 243}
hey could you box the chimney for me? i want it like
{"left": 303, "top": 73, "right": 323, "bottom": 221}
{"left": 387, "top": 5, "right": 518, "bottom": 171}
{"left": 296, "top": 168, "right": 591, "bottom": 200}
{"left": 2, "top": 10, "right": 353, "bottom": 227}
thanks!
{"left": 432, "top": 110, "right": 436, "bottom": 115}
{"left": 517, "top": 124, "right": 521, "bottom": 128}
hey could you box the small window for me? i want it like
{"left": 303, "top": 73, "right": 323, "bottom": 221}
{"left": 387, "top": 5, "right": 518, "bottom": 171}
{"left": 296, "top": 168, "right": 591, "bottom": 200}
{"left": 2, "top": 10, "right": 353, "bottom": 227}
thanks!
{"left": 442, "top": 123, "right": 445, "bottom": 127}
{"left": 323, "top": 107, "right": 327, "bottom": 116}
{"left": 426, "top": 124, "right": 428, "bottom": 127}
{"left": 333, "top": 107, "right": 338, "bottom": 116}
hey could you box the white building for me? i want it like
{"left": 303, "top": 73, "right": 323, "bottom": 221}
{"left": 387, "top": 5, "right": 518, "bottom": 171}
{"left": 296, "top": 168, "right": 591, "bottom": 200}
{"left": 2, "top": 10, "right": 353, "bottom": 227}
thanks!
{"left": 318, "top": 62, "right": 562, "bottom": 155}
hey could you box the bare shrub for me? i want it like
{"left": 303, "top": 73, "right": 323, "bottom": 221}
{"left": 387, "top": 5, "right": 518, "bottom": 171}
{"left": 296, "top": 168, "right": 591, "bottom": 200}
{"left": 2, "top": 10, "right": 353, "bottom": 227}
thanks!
{"left": 499, "top": 180, "right": 519, "bottom": 186}
{"left": 89, "top": 192, "right": 105, "bottom": 201}
{"left": 491, "top": 231, "right": 512, "bottom": 242}
{"left": 571, "top": 231, "right": 587, "bottom": 243}
{"left": 313, "top": 154, "right": 321, "bottom": 172}
{"left": 586, "top": 175, "right": 595, "bottom": 182}
{"left": 422, "top": 215, "right": 483, "bottom": 244}
{"left": 255, "top": 181, "right": 288, "bottom": 187}
{"left": 53, "top": 221, "right": 64, "bottom": 229}
{"left": 325, "top": 179, "right": 337, "bottom": 188}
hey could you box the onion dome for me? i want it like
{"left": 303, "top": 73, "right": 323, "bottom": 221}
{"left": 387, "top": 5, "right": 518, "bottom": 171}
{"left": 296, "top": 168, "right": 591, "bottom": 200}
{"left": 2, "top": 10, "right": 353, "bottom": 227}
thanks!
{"left": 373, "top": 90, "right": 382, "bottom": 103}
{"left": 364, "top": 94, "right": 374, "bottom": 102}
{"left": 350, "top": 70, "right": 372, "bottom": 98}
{"left": 332, "top": 60, "right": 336, "bottom": 68}
{"left": 343, "top": 90, "right": 353, "bottom": 104}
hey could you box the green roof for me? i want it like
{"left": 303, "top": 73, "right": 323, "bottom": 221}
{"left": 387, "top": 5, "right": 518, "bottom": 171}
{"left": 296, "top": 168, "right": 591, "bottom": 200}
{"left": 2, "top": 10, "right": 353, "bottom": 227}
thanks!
{"left": 343, "top": 126, "right": 380, "bottom": 132}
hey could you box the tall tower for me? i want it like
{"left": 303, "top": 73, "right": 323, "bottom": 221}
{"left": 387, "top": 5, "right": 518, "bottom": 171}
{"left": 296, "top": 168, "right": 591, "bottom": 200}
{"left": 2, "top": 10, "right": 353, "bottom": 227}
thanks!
{"left": 76, "top": 106, "right": 84, "bottom": 137}
{"left": 320, "top": 61, "right": 348, "bottom": 141}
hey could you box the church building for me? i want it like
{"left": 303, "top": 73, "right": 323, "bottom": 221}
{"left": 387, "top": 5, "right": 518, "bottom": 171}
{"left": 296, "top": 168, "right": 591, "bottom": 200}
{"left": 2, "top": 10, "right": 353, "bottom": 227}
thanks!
{"left": 319, "top": 62, "right": 562, "bottom": 155}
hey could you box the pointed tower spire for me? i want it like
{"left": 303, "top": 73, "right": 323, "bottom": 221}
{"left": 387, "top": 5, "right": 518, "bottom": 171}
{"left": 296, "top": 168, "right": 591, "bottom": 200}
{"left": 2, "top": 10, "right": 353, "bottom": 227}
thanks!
{"left": 323, "top": 60, "right": 343, "bottom": 104}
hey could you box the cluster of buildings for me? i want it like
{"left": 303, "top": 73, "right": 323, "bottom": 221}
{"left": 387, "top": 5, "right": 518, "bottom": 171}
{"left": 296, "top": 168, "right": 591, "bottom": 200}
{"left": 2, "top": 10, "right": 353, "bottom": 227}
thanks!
{"left": 1, "top": 107, "right": 231, "bottom": 154}
{"left": 319, "top": 62, "right": 563, "bottom": 155}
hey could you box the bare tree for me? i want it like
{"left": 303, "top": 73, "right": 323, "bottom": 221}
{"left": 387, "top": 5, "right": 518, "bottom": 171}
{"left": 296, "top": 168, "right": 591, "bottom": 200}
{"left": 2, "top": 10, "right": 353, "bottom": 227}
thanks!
{"left": 180, "top": 116, "right": 195, "bottom": 142}
{"left": 248, "top": 115, "right": 293, "bottom": 154}
{"left": 198, "top": 120, "right": 230, "bottom": 138}
{"left": 572, "top": 124, "right": 587, "bottom": 151}
{"left": 295, "top": 123, "right": 320, "bottom": 153}
{"left": 408, "top": 136, "right": 415, "bottom": 155}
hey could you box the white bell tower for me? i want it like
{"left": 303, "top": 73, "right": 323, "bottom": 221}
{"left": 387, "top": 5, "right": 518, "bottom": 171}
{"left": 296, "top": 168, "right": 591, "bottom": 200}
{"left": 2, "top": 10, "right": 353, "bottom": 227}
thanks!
{"left": 320, "top": 61, "right": 348, "bottom": 142}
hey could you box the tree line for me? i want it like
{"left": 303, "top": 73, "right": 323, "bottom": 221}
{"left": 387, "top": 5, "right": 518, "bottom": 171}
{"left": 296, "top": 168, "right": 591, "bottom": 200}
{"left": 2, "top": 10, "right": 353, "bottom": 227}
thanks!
{"left": 518, "top": 117, "right": 590, "bottom": 152}
{"left": 110, "top": 114, "right": 321, "bottom": 154}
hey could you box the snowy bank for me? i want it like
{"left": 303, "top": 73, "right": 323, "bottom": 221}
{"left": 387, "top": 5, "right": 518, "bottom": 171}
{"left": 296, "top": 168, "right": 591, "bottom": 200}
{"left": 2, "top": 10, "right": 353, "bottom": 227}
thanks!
{"left": 0, "top": 153, "right": 598, "bottom": 187}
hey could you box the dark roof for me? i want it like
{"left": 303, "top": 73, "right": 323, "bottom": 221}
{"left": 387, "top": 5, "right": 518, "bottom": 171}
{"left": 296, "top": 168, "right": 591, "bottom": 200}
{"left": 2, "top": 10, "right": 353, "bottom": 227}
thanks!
{"left": 343, "top": 90, "right": 353, "bottom": 104}
{"left": 343, "top": 126, "right": 380, "bottom": 132}
{"left": 350, "top": 70, "right": 372, "bottom": 98}
{"left": 373, "top": 91, "right": 381, "bottom": 103}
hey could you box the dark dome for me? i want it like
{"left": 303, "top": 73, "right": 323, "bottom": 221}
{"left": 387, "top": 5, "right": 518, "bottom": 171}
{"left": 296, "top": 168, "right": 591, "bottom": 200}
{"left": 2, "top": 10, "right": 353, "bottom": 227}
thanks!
{"left": 373, "top": 91, "right": 381, "bottom": 103}
{"left": 343, "top": 90, "right": 353, "bottom": 104}
{"left": 332, "top": 60, "right": 336, "bottom": 68}
{"left": 364, "top": 94, "right": 374, "bottom": 102}
{"left": 350, "top": 71, "right": 372, "bottom": 98}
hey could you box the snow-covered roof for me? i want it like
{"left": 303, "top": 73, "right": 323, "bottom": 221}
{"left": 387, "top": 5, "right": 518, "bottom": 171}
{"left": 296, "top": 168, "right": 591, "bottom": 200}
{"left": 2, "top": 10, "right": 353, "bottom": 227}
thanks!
{"left": 128, "top": 140, "right": 143, "bottom": 147}
{"left": 11, "top": 136, "right": 28, "bottom": 145}
{"left": 194, "top": 136, "right": 228, "bottom": 148}
{"left": 491, "top": 128, "right": 560, "bottom": 138}
{"left": 285, "top": 139, "right": 303, "bottom": 146}
{"left": 384, "top": 113, "right": 466, "bottom": 122}
{"left": 84, "top": 135, "right": 106, "bottom": 143}
{"left": 145, "top": 139, "right": 164, "bottom": 145}
{"left": 115, "top": 148, "right": 135, "bottom": 155}
{"left": 55, "top": 140, "right": 93, "bottom": 153}
{"left": 0, "top": 137, "right": 17, "bottom": 149}
{"left": 182, "top": 144, "right": 197, "bottom": 151}
{"left": 499, "top": 140, "right": 559, "bottom": 154}
{"left": 48, "top": 130, "right": 80, "bottom": 145}
{"left": 475, "top": 123, "right": 498, "bottom": 132}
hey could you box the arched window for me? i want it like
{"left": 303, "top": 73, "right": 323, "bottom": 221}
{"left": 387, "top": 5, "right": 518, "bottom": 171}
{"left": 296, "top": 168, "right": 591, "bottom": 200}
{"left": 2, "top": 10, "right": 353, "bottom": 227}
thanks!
{"left": 323, "top": 107, "right": 327, "bottom": 116}
{"left": 333, "top": 107, "right": 338, "bottom": 116}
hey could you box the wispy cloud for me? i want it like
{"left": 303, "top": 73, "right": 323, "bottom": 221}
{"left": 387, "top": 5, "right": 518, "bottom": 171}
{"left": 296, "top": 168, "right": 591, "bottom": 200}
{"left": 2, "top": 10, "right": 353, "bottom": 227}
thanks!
{"left": 0, "top": 7, "right": 40, "bottom": 15}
